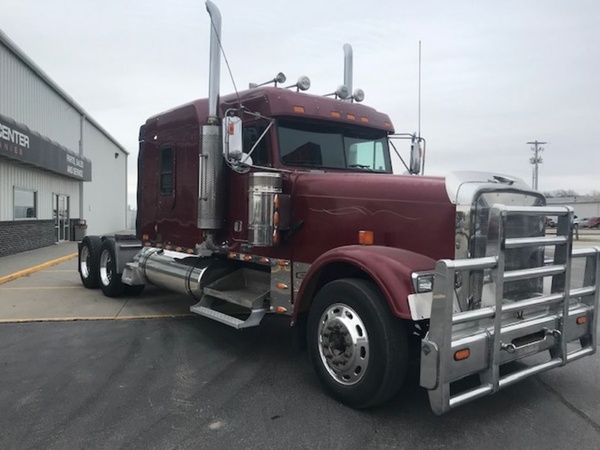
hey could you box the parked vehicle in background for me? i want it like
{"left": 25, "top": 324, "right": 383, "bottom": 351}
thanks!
{"left": 574, "top": 217, "right": 589, "bottom": 228}
{"left": 586, "top": 217, "right": 600, "bottom": 228}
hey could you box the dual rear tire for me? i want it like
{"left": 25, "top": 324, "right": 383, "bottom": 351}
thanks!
{"left": 78, "top": 237, "right": 144, "bottom": 297}
{"left": 98, "top": 239, "right": 124, "bottom": 297}
{"left": 79, "top": 236, "right": 102, "bottom": 288}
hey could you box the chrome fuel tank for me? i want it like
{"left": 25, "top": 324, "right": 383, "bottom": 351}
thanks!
{"left": 138, "top": 247, "right": 229, "bottom": 299}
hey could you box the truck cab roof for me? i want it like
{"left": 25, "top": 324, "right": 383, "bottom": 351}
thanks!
{"left": 145, "top": 86, "right": 394, "bottom": 133}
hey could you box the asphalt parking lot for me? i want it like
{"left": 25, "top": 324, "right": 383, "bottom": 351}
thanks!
{"left": 0, "top": 240, "right": 599, "bottom": 449}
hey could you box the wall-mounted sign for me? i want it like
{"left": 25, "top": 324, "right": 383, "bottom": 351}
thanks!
{"left": 0, "top": 113, "right": 92, "bottom": 181}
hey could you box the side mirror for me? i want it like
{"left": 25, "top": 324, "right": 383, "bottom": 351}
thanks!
{"left": 409, "top": 136, "right": 422, "bottom": 175}
{"left": 223, "top": 115, "right": 253, "bottom": 173}
{"left": 223, "top": 115, "right": 243, "bottom": 161}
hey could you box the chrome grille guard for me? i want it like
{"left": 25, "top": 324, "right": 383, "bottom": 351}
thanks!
{"left": 420, "top": 204, "right": 600, "bottom": 415}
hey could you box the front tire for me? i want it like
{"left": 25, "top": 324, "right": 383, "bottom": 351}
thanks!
{"left": 79, "top": 236, "right": 102, "bottom": 289}
{"left": 99, "top": 240, "right": 124, "bottom": 297}
{"left": 307, "top": 278, "right": 408, "bottom": 409}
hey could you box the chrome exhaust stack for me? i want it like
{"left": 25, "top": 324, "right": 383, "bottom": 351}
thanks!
{"left": 343, "top": 43, "right": 364, "bottom": 103}
{"left": 343, "top": 43, "right": 353, "bottom": 101}
{"left": 198, "top": 1, "right": 226, "bottom": 234}
{"left": 206, "top": 0, "right": 221, "bottom": 123}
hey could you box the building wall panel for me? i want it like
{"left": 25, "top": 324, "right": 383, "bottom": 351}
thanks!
{"left": 0, "top": 44, "right": 81, "bottom": 152}
{"left": 0, "top": 159, "right": 80, "bottom": 221}
{"left": 1, "top": 33, "right": 129, "bottom": 249}
{"left": 82, "top": 120, "right": 127, "bottom": 235}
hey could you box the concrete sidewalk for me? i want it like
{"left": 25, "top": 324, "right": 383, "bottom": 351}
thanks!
{"left": 0, "top": 230, "right": 135, "bottom": 282}
{"left": 0, "top": 241, "right": 78, "bottom": 280}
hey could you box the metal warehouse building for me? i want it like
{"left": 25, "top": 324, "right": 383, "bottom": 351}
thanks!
{"left": 0, "top": 30, "right": 128, "bottom": 257}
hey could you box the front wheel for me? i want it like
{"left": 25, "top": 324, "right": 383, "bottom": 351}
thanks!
{"left": 307, "top": 278, "right": 408, "bottom": 409}
{"left": 99, "top": 240, "right": 124, "bottom": 297}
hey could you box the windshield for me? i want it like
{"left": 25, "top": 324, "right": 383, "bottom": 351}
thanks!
{"left": 277, "top": 119, "right": 391, "bottom": 172}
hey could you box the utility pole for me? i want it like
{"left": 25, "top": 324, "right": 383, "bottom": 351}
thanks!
{"left": 527, "top": 140, "right": 546, "bottom": 190}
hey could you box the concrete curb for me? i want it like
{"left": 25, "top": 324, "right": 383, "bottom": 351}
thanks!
{"left": 0, "top": 252, "right": 78, "bottom": 286}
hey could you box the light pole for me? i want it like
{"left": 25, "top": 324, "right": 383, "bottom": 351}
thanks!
{"left": 527, "top": 140, "right": 546, "bottom": 190}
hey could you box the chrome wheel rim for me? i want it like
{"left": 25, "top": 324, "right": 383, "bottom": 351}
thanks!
{"left": 99, "top": 249, "right": 112, "bottom": 286}
{"left": 317, "top": 303, "right": 369, "bottom": 386}
{"left": 80, "top": 245, "right": 90, "bottom": 278}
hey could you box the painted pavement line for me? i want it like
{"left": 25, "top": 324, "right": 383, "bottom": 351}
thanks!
{"left": 0, "top": 286, "right": 82, "bottom": 290}
{"left": 0, "top": 252, "right": 78, "bottom": 286}
{"left": 0, "top": 313, "right": 194, "bottom": 324}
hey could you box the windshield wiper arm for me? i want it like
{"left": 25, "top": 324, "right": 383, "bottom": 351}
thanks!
{"left": 349, "top": 164, "right": 373, "bottom": 171}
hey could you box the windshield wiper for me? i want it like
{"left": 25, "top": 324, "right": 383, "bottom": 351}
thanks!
{"left": 349, "top": 164, "right": 373, "bottom": 171}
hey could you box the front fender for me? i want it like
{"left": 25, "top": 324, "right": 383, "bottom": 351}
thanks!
{"left": 294, "top": 245, "right": 436, "bottom": 320}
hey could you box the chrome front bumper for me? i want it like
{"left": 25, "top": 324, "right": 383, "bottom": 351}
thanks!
{"left": 420, "top": 205, "right": 600, "bottom": 415}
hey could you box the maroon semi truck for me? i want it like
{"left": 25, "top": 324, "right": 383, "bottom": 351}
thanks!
{"left": 78, "top": 1, "right": 599, "bottom": 415}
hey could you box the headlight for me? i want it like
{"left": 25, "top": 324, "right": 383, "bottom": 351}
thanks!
{"left": 412, "top": 272, "right": 434, "bottom": 293}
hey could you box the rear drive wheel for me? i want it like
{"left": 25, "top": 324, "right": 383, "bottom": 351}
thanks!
{"left": 79, "top": 236, "right": 102, "bottom": 289}
{"left": 307, "top": 278, "right": 408, "bottom": 409}
{"left": 99, "top": 240, "right": 124, "bottom": 297}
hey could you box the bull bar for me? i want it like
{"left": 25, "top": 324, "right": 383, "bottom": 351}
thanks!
{"left": 420, "top": 204, "right": 600, "bottom": 415}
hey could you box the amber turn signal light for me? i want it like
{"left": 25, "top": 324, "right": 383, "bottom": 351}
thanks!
{"left": 358, "top": 230, "right": 374, "bottom": 245}
{"left": 454, "top": 349, "right": 471, "bottom": 361}
{"left": 576, "top": 316, "right": 587, "bottom": 325}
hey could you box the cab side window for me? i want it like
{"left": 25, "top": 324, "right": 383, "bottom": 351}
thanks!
{"left": 243, "top": 123, "right": 270, "bottom": 166}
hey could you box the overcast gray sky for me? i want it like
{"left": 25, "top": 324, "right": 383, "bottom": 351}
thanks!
{"left": 3, "top": 0, "right": 599, "bottom": 207}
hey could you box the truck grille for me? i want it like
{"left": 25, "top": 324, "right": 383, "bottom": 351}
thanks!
{"left": 470, "top": 191, "right": 546, "bottom": 305}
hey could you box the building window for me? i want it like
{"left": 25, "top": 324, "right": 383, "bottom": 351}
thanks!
{"left": 160, "top": 147, "right": 174, "bottom": 195}
{"left": 14, "top": 187, "right": 37, "bottom": 219}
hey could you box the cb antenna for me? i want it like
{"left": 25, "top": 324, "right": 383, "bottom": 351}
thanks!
{"left": 418, "top": 40, "right": 425, "bottom": 174}
{"left": 418, "top": 41, "right": 421, "bottom": 139}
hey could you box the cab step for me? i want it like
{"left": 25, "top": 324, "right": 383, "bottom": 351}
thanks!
{"left": 190, "top": 295, "right": 267, "bottom": 329}
{"left": 202, "top": 268, "right": 269, "bottom": 309}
